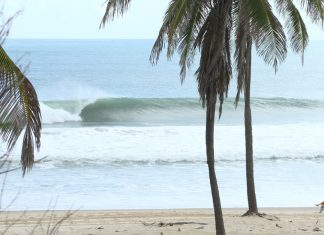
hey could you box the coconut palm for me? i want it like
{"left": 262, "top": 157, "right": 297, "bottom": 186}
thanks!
{"left": 233, "top": 0, "right": 324, "bottom": 215}
{"left": 101, "top": 0, "right": 281, "bottom": 234}
{"left": 0, "top": 15, "right": 42, "bottom": 175}
{"left": 100, "top": 0, "right": 323, "bottom": 234}
{"left": 102, "top": 1, "right": 232, "bottom": 234}
{"left": 150, "top": 0, "right": 284, "bottom": 229}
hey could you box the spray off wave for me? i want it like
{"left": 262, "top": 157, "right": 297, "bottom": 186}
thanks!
{"left": 40, "top": 103, "right": 81, "bottom": 124}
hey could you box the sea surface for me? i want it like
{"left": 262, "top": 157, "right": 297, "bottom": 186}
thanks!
{"left": 1, "top": 39, "right": 324, "bottom": 210}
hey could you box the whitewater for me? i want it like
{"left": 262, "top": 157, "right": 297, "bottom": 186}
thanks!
{"left": 1, "top": 39, "right": 324, "bottom": 210}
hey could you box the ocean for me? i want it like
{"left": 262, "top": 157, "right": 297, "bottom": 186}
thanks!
{"left": 1, "top": 39, "right": 324, "bottom": 210}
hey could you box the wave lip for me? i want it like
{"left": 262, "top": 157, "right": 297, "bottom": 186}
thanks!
{"left": 79, "top": 98, "right": 202, "bottom": 124}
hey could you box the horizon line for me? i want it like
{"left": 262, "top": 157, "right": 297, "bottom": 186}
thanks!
{"left": 6, "top": 38, "right": 157, "bottom": 40}
{"left": 6, "top": 38, "right": 324, "bottom": 41}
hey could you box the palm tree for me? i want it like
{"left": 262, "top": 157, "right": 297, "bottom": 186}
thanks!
{"left": 233, "top": 0, "right": 324, "bottom": 215}
{"left": 100, "top": 0, "right": 324, "bottom": 234}
{"left": 102, "top": 1, "right": 232, "bottom": 234}
{"left": 0, "top": 15, "right": 42, "bottom": 175}
{"left": 234, "top": 0, "right": 288, "bottom": 215}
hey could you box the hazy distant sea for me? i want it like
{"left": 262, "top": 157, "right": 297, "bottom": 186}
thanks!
{"left": 1, "top": 39, "right": 324, "bottom": 210}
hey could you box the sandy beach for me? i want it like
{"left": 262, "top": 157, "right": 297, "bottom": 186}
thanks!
{"left": 0, "top": 208, "right": 323, "bottom": 234}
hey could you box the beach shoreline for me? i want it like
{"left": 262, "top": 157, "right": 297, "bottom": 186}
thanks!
{"left": 1, "top": 208, "right": 323, "bottom": 234}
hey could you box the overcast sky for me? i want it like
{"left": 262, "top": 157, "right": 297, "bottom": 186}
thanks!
{"left": 3, "top": 0, "right": 324, "bottom": 40}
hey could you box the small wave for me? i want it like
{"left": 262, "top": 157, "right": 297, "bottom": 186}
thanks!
{"left": 258, "top": 155, "right": 324, "bottom": 161}
{"left": 4, "top": 155, "right": 324, "bottom": 169}
{"left": 42, "top": 155, "right": 324, "bottom": 168}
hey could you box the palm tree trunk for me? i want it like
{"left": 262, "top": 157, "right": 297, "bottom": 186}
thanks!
{"left": 244, "top": 39, "right": 258, "bottom": 214}
{"left": 206, "top": 95, "right": 225, "bottom": 235}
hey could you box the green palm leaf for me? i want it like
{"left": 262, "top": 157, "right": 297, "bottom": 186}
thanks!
{"left": 233, "top": 0, "right": 251, "bottom": 105}
{"left": 150, "top": 0, "right": 192, "bottom": 64}
{"left": 247, "top": 0, "right": 287, "bottom": 71}
{"left": 300, "top": 0, "right": 324, "bottom": 23}
{"left": 150, "top": 0, "right": 209, "bottom": 81}
{"left": 100, "top": 0, "right": 132, "bottom": 28}
{"left": 276, "top": 0, "right": 308, "bottom": 63}
{"left": 195, "top": 2, "right": 233, "bottom": 116}
{"left": 0, "top": 46, "right": 41, "bottom": 175}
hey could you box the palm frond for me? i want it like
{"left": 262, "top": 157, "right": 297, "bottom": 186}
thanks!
{"left": 233, "top": 0, "right": 251, "bottom": 106}
{"left": 0, "top": 11, "right": 21, "bottom": 45}
{"left": 0, "top": 46, "right": 41, "bottom": 175}
{"left": 151, "top": 0, "right": 232, "bottom": 116}
{"left": 300, "top": 0, "right": 324, "bottom": 24}
{"left": 247, "top": 0, "right": 287, "bottom": 71}
{"left": 150, "top": 0, "right": 189, "bottom": 64}
{"left": 195, "top": 1, "right": 233, "bottom": 117}
{"left": 100, "top": 0, "right": 132, "bottom": 28}
{"left": 175, "top": 1, "right": 209, "bottom": 81}
{"left": 150, "top": 0, "right": 210, "bottom": 82}
{"left": 165, "top": 0, "right": 192, "bottom": 58}
{"left": 276, "top": 0, "right": 308, "bottom": 63}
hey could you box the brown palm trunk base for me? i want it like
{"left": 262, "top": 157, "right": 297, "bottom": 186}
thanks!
{"left": 242, "top": 212, "right": 280, "bottom": 224}
{"left": 242, "top": 211, "right": 262, "bottom": 217}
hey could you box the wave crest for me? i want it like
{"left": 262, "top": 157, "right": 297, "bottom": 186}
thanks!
{"left": 40, "top": 97, "right": 324, "bottom": 125}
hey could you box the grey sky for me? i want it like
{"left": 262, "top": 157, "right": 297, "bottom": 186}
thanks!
{"left": 4, "top": 0, "right": 324, "bottom": 40}
{"left": 4, "top": 0, "right": 169, "bottom": 39}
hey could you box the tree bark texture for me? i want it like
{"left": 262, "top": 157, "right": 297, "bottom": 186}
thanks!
{"left": 244, "top": 39, "right": 258, "bottom": 214}
{"left": 206, "top": 96, "right": 226, "bottom": 235}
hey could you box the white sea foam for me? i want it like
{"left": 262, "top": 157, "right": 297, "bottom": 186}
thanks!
{"left": 7, "top": 124, "right": 324, "bottom": 168}
{"left": 40, "top": 103, "right": 81, "bottom": 124}
{"left": 5, "top": 124, "right": 324, "bottom": 210}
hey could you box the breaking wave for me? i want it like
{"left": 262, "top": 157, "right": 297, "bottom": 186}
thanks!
{"left": 40, "top": 97, "right": 324, "bottom": 124}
